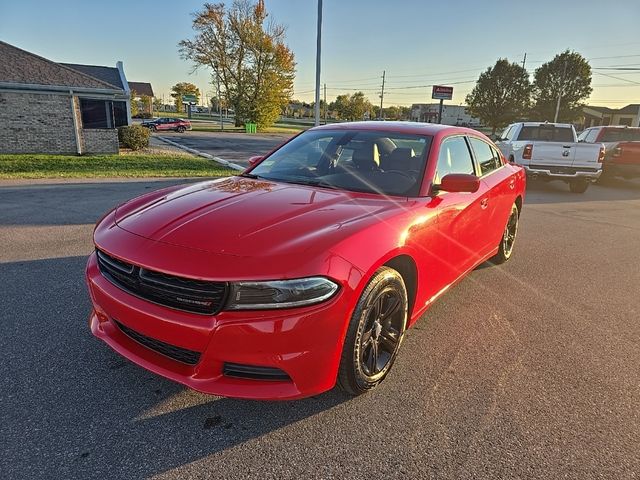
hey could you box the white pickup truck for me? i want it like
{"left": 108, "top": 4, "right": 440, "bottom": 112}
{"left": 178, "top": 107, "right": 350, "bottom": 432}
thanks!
{"left": 496, "top": 122, "right": 605, "bottom": 193}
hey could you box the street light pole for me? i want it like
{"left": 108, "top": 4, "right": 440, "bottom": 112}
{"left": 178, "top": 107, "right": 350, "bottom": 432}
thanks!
{"left": 314, "top": 0, "right": 323, "bottom": 127}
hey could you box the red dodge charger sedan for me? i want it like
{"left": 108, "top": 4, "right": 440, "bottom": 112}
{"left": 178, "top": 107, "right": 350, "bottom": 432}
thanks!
{"left": 86, "top": 122, "right": 526, "bottom": 400}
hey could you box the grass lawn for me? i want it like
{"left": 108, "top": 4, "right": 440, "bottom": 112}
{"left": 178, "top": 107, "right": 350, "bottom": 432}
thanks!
{"left": 0, "top": 151, "right": 236, "bottom": 179}
{"left": 191, "top": 125, "right": 303, "bottom": 134}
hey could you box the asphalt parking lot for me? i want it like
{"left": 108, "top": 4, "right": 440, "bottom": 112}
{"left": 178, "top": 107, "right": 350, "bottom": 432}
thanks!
{"left": 157, "top": 131, "right": 292, "bottom": 167}
{"left": 1, "top": 176, "right": 639, "bottom": 479}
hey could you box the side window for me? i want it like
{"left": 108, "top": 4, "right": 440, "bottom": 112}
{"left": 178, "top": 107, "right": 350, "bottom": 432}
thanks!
{"left": 500, "top": 125, "right": 512, "bottom": 140}
{"left": 584, "top": 129, "right": 599, "bottom": 143}
{"left": 577, "top": 130, "right": 589, "bottom": 142}
{"left": 501, "top": 125, "right": 516, "bottom": 141}
{"left": 435, "top": 136, "right": 475, "bottom": 183}
{"left": 469, "top": 137, "right": 501, "bottom": 176}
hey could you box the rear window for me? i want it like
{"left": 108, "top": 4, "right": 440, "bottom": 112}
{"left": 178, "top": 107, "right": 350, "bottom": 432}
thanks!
{"left": 600, "top": 129, "right": 640, "bottom": 142}
{"left": 517, "top": 126, "right": 574, "bottom": 143}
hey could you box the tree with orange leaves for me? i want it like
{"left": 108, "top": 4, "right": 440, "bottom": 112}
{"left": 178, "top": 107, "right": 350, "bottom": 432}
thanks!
{"left": 179, "top": 1, "right": 295, "bottom": 129}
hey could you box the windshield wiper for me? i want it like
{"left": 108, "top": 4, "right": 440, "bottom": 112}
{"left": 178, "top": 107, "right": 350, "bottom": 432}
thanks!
{"left": 239, "top": 172, "right": 261, "bottom": 179}
{"left": 283, "top": 178, "right": 338, "bottom": 190}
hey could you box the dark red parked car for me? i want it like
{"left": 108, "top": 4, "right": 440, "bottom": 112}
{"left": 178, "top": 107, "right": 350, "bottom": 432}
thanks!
{"left": 141, "top": 117, "right": 192, "bottom": 133}
{"left": 578, "top": 125, "right": 640, "bottom": 179}
{"left": 86, "top": 122, "right": 526, "bottom": 400}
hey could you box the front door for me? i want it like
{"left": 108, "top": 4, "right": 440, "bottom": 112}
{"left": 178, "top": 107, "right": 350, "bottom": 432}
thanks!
{"left": 432, "top": 136, "right": 491, "bottom": 284}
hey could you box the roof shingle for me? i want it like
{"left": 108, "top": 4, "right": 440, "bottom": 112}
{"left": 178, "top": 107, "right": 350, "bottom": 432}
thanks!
{"left": 0, "top": 41, "right": 118, "bottom": 90}
{"left": 61, "top": 63, "right": 124, "bottom": 89}
{"left": 128, "top": 82, "right": 154, "bottom": 97}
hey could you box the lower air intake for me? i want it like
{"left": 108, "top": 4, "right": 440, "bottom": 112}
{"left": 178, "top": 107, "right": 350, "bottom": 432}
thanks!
{"left": 223, "top": 363, "right": 291, "bottom": 381}
{"left": 114, "top": 319, "right": 201, "bottom": 365}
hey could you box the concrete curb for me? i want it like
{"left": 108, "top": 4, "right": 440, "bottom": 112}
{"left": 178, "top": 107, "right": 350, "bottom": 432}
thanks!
{"left": 156, "top": 136, "right": 246, "bottom": 171}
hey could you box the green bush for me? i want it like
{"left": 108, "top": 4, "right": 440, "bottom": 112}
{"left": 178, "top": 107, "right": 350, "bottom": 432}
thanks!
{"left": 118, "top": 125, "right": 150, "bottom": 150}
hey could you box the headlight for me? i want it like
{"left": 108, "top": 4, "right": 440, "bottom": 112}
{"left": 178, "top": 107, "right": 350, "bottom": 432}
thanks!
{"left": 226, "top": 277, "right": 339, "bottom": 310}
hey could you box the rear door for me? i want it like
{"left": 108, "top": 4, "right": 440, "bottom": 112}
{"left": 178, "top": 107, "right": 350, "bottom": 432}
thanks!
{"left": 166, "top": 118, "right": 179, "bottom": 130}
{"left": 468, "top": 136, "right": 516, "bottom": 251}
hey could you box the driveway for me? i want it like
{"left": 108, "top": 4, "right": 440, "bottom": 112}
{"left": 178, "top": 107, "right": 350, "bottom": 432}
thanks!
{"left": 156, "top": 131, "right": 294, "bottom": 168}
{"left": 1, "top": 177, "right": 639, "bottom": 479}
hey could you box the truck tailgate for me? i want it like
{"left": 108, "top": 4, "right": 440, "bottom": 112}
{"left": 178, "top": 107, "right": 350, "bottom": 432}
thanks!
{"left": 571, "top": 143, "right": 603, "bottom": 168}
{"left": 530, "top": 141, "right": 574, "bottom": 166}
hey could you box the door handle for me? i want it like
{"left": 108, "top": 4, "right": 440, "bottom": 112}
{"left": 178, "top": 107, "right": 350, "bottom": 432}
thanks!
{"left": 480, "top": 198, "right": 489, "bottom": 209}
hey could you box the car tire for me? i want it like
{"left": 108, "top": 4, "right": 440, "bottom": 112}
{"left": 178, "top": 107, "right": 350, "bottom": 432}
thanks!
{"left": 151, "top": 125, "right": 157, "bottom": 132}
{"left": 569, "top": 178, "right": 589, "bottom": 193}
{"left": 176, "top": 126, "right": 186, "bottom": 133}
{"left": 490, "top": 203, "right": 519, "bottom": 265}
{"left": 337, "top": 267, "right": 408, "bottom": 396}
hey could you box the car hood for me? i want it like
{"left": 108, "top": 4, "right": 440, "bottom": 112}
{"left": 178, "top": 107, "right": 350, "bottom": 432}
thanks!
{"left": 114, "top": 177, "right": 405, "bottom": 257}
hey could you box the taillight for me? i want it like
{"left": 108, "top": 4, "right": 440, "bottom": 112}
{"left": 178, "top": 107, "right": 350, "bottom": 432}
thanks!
{"left": 522, "top": 144, "right": 533, "bottom": 160}
{"left": 612, "top": 146, "right": 622, "bottom": 158}
{"left": 599, "top": 145, "right": 606, "bottom": 163}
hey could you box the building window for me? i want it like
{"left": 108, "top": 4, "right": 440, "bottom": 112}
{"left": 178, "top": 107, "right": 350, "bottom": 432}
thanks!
{"left": 80, "top": 99, "right": 128, "bottom": 129}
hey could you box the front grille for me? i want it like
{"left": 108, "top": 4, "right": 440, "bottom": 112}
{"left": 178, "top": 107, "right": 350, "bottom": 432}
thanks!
{"left": 96, "top": 249, "right": 227, "bottom": 315}
{"left": 223, "top": 363, "right": 291, "bottom": 381}
{"left": 114, "top": 319, "right": 201, "bottom": 365}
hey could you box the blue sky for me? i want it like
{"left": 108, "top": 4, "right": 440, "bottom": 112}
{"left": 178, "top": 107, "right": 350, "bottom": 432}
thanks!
{"left": 1, "top": 0, "right": 639, "bottom": 108}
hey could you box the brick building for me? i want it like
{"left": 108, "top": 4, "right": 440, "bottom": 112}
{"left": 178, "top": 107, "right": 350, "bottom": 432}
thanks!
{"left": 0, "top": 41, "right": 131, "bottom": 154}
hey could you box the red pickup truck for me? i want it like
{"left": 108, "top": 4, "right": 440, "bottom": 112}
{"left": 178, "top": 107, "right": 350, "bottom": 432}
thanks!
{"left": 578, "top": 126, "right": 640, "bottom": 180}
{"left": 141, "top": 117, "right": 192, "bottom": 133}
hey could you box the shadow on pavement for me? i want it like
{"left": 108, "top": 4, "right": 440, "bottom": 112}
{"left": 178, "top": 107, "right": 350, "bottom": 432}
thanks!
{"left": 0, "top": 178, "right": 209, "bottom": 227}
{"left": 0, "top": 255, "right": 350, "bottom": 479}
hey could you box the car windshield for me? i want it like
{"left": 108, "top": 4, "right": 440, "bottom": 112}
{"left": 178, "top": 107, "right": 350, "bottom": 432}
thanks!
{"left": 600, "top": 129, "right": 640, "bottom": 142}
{"left": 248, "top": 129, "right": 432, "bottom": 197}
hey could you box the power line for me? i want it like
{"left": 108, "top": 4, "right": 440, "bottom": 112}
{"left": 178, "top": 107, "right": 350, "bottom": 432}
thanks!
{"left": 593, "top": 71, "right": 640, "bottom": 85}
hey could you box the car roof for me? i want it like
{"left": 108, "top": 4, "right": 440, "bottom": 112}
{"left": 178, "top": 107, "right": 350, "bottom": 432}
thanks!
{"left": 309, "top": 121, "right": 479, "bottom": 137}
{"left": 595, "top": 125, "right": 640, "bottom": 130}
{"left": 518, "top": 122, "right": 574, "bottom": 128}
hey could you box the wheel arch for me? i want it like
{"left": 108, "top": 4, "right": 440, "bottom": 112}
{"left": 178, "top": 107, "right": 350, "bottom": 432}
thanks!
{"left": 515, "top": 195, "right": 523, "bottom": 215}
{"left": 383, "top": 254, "right": 418, "bottom": 321}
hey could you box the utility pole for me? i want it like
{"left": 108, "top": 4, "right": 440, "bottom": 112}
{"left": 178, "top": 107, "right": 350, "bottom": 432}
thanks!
{"left": 323, "top": 83, "right": 327, "bottom": 125}
{"left": 314, "top": 0, "right": 323, "bottom": 126}
{"left": 521, "top": 52, "right": 527, "bottom": 70}
{"left": 379, "top": 70, "right": 386, "bottom": 120}
{"left": 554, "top": 60, "right": 568, "bottom": 123}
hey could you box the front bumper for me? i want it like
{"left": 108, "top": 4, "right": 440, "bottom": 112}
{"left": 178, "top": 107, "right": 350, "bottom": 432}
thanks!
{"left": 86, "top": 253, "right": 355, "bottom": 400}
{"left": 525, "top": 164, "right": 601, "bottom": 181}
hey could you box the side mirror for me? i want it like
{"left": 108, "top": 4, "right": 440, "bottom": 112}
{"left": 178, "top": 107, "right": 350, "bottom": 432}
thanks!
{"left": 248, "top": 155, "right": 263, "bottom": 166}
{"left": 438, "top": 173, "right": 480, "bottom": 193}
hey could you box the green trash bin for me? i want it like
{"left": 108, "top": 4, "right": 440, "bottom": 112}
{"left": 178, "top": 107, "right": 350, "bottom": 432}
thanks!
{"left": 245, "top": 122, "right": 257, "bottom": 134}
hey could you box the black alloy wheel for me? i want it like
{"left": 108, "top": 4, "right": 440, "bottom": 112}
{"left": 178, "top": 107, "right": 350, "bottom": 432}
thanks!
{"left": 337, "top": 267, "right": 408, "bottom": 395}
{"left": 491, "top": 203, "right": 519, "bottom": 264}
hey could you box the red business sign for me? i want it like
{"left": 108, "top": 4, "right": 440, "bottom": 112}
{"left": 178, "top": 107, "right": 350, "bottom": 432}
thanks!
{"left": 432, "top": 85, "right": 453, "bottom": 100}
